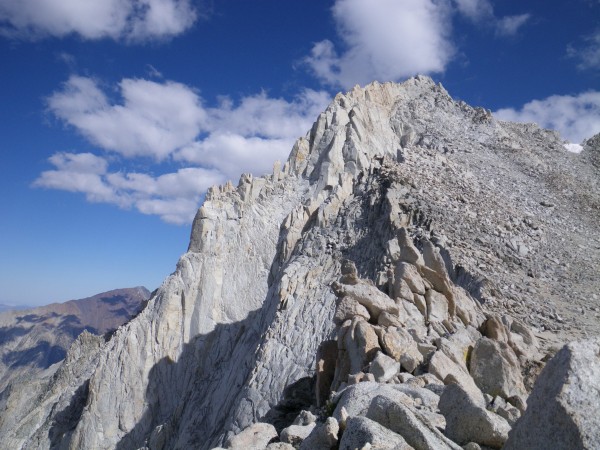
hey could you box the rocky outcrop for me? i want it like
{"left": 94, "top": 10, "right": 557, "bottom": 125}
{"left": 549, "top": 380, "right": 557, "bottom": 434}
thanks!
{"left": 1, "top": 76, "right": 599, "bottom": 449}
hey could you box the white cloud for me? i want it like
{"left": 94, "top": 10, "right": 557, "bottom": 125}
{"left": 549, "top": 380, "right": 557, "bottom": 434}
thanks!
{"left": 305, "top": 0, "right": 530, "bottom": 89}
{"left": 48, "top": 76, "right": 207, "bottom": 160}
{"left": 0, "top": 0, "right": 196, "bottom": 41}
{"left": 495, "top": 13, "right": 530, "bottom": 37}
{"left": 453, "top": 0, "right": 529, "bottom": 36}
{"left": 34, "top": 155, "right": 224, "bottom": 224}
{"left": 494, "top": 91, "right": 600, "bottom": 144}
{"left": 38, "top": 77, "right": 331, "bottom": 224}
{"left": 453, "top": 0, "right": 493, "bottom": 21}
{"left": 174, "top": 89, "right": 331, "bottom": 179}
{"left": 568, "top": 30, "right": 600, "bottom": 71}
{"left": 305, "top": 0, "right": 455, "bottom": 89}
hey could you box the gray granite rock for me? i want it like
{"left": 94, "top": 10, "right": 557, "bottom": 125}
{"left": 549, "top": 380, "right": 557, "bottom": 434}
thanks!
{"left": 339, "top": 416, "right": 412, "bottom": 450}
{"left": 505, "top": 337, "right": 600, "bottom": 450}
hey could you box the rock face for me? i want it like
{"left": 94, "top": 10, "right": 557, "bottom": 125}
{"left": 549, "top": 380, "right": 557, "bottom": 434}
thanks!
{"left": 505, "top": 337, "right": 600, "bottom": 449}
{"left": 0, "top": 287, "right": 149, "bottom": 393}
{"left": 0, "top": 76, "right": 598, "bottom": 449}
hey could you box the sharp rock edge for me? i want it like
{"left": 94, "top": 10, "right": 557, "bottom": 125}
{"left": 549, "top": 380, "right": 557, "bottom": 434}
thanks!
{"left": 1, "top": 76, "right": 598, "bottom": 450}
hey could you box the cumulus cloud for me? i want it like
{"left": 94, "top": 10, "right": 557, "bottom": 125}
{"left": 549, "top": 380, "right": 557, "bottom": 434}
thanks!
{"left": 567, "top": 29, "right": 600, "bottom": 71}
{"left": 305, "top": 0, "right": 455, "bottom": 88}
{"left": 0, "top": 0, "right": 196, "bottom": 41}
{"left": 37, "top": 77, "right": 331, "bottom": 223}
{"left": 305, "top": 0, "right": 529, "bottom": 89}
{"left": 494, "top": 91, "right": 600, "bottom": 144}
{"left": 48, "top": 76, "right": 207, "bottom": 160}
{"left": 175, "top": 89, "right": 331, "bottom": 179}
{"left": 34, "top": 155, "right": 223, "bottom": 224}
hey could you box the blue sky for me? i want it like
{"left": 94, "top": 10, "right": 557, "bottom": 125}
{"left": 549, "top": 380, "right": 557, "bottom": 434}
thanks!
{"left": 1, "top": 0, "right": 599, "bottom": 306}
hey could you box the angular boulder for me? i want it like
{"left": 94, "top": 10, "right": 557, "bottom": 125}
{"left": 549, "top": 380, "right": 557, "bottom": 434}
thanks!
{"left": 438, "top": 382, "right": 511, "bottom": 449}
{"left": 504, "top": 338, "right": 600, "bottom": 450}
{"left": 469, "top": 337, "right": 525, "bottom": 399}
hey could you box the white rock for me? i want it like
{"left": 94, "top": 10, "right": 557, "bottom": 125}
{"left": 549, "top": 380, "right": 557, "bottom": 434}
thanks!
{"left": 369, "top": 352, "right": 400, "bottom": 383}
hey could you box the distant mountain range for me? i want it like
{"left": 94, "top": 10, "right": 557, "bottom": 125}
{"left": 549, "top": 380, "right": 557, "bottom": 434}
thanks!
{"left": 0, "top": 287, "right": 150, "bottom": 393}
{"left": 0, "top": 304, "right": 28, "bottom": 313}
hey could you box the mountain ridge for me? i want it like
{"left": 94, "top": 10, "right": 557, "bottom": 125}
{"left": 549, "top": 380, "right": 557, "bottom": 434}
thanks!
{"left": 1, "top": 76, "right": 598, "bottom": 449}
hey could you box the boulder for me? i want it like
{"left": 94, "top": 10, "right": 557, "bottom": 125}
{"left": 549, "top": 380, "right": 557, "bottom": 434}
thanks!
{"left": 300, "top": 417, "right": 339, "bottom": 450}
{"left": 339, "top": 416, "right": 412, "bottom": 450}
{"left": 438, "top": 382, "right": 511, "bottom": 449}
{"left": 504, "top": 337, "right": 600, "bottom": 450}
{"left": 425, "top": 289, "right": 449, "bottom": 323}
{"left": 397, "top": 228, "right": 424, "bottom": 266}
{"left": 280, "top": 423, "right": 316, "bottom": 446}
{"left": 428, "top": 351, "right": 483, "bottom": 403}
{"left": 379, "top": 327, "right": 423, "bottom": 373}
{"left": 316, "top": 340, "right": 338, "bottom": 406}
{"left": 469, "top": 337, "right": 525, "bottom": 399}
{"left": 226, "top": 423, "right": 277, "bottom": 450}
{"left": 333, "top": 282, "right": 400, "bottom": 321}
{"left": 390, "top": 278, "right": 415, "bottom": 302}
{"left": 334, "top": 296, "right": 371, "bottom": 325}
{"left": 395, "top": 262, "right": 426, "bottom": 295}
{"left": 369, "top": 352, "right": 400, "bottom": 382}
{"left": 367, "top": 395, "right": 462, "bottom": 450}
{"left": 332, "top": 382, "right": 413, "bottom": 422}
{"left": 378, "top": 311, "right": 403, "bottom": 328}
{"left": 266, "top": 443, "right": 295, "bottom": 450}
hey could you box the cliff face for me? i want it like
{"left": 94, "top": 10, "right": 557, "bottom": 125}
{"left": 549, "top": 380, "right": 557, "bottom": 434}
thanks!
{"left": 2, "top": 77, "right": 598, "bottom": 449}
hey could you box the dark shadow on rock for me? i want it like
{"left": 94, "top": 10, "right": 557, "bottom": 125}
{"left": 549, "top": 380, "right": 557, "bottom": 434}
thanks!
{"left": 2, "top": 341, "right": 67, "bottom": 368}
{"left": 113, "top": 306, "right": 281, "bottom": 450}
{"left": 48, "top": 379, "right": 90, "bottom": 449}
{"left": 0, "top": 326, "right": 29, "bottom": 345}
{"left": 262, "top": 376, "right": 315, "bottom": 433}
{"left": 99, "top": 294, "right": 127, "bottom": 305}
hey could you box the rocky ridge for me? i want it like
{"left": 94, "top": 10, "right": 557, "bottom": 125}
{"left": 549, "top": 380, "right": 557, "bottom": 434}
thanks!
{"left": 0, "top": 76, "right": 598, "bottom": 449}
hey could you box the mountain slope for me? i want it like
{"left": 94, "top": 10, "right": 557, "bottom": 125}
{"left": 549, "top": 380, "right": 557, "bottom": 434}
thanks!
{"left": 1, "top": 76, "right": 598, "bottom": 449}
{"left": 0, "top": 287, "right": 150, "bottom": 392}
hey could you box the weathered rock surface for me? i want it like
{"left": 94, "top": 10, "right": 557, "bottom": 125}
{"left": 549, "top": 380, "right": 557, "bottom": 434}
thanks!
{"left": 469, "top": 337, "right": 525, "bottom": 399}
{"left": 438, "top": 382, "right": 511, "bottom": 448}
{"left": 505, "top": 337, "right": 600, "bottom": 449}
{"left": 1, "top": 76, "right": 599, "bottom": 449}
{"left": 339, "top": 416, "right": 412, "bottom": 450}
{"left": 225, "top": 422, "right": 277, "bottom": 450}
